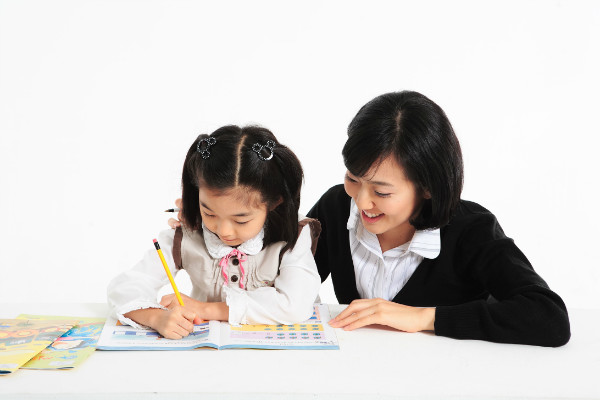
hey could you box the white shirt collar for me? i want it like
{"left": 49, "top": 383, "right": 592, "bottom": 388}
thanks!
{"left": 202, "top": 223, "right": 264, "bottom": 259}
{"left": 346, "top": 198, "right": 441, "bottom": 259}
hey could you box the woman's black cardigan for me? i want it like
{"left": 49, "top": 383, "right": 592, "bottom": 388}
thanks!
{"left": 307, "top": 184, "right": 570, "bottom": 347}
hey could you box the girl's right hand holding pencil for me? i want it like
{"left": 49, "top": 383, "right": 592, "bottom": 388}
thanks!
{"left": 124, "top": 307, "right": 200, "bottom": 340}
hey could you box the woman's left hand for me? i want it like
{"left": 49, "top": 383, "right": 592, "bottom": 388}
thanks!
{"left": 329, "top": 298, "right": 435, "bottom": 332}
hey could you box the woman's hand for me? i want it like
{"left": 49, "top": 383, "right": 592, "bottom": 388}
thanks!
{"left": 160, "top": 294, "right": 229, "bottom": 322}
{"left": 168, "top": 198, "right": 183, "bottom": 229}
{"left": 328, "top": 298, "right": 435, "bottom": 332}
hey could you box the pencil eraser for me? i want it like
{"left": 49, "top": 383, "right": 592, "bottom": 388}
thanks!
{"left": 153, "top": 239, "right": 158, "bottom": 243}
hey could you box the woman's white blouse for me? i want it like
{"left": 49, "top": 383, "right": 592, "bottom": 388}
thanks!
{"left": 107, "top": 223, "right": 321, "bottom": 327}
{"left": 347, "top": 199, "right": 441, "bottom": 300}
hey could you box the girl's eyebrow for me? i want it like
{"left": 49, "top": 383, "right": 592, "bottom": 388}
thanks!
{"left": 201, "top": 202, "right": 251, "bottom": 217}
{"left": 200, "top": 202, "right": 213, "bottom": 211}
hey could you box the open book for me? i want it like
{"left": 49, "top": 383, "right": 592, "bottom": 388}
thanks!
{"left": 97, "top": 303, "right": 339, "bottom": 350}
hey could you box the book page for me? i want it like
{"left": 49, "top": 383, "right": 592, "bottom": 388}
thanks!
{"left": 96, "top": 317, "right": 220, "bottom": 351}
{"left": 219, "top": 304, "right": 339, "bottom": 350}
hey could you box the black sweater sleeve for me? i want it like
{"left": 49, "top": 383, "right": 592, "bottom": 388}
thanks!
{"left": 434, "top": 203, "right": 571, "bottom": 347}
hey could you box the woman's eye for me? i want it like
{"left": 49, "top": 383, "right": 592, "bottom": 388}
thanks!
{"left": 345, "top": 174, "right": 357, "bottom": 183}
{"left": 202, "top": 212, "right": 215, "bottom": 218}
{"left": 236, "top": 220, "right": 250, "bottom": 225}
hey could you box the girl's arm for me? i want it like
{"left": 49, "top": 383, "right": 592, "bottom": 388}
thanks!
{"left": 224, "top": 225, "right": 321, "bottom": 325}
{"left": 107, "top": 229, "right": 180, "bottom": 328}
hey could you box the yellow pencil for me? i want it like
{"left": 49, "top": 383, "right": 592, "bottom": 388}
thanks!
{"left": 153, "top": 238, "right": 184, "bottom": 306}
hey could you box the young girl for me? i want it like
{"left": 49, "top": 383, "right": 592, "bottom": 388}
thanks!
{"left": 108, "top": 125, "right": 321, "bottom": 340}
{"left": 308, "top": 91, "right": 570, "bottom": 347}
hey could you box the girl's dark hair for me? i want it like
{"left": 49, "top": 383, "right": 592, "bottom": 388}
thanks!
{"left": 343, "top": 91, "right": 463, "bottom": 230}
{"left": 181, "top": 125, "right": 303, "bottom": 253}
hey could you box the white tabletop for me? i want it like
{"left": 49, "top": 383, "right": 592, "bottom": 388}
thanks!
{"left": 1, "top": 303, "right": 598, "bottom": 400}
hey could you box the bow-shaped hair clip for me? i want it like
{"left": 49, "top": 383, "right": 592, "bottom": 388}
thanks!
{"left": 252, "top": 140, "right": 275, "bottom": 161}
{"left": 197, "top": 137, "right": 216, "bottom": 159}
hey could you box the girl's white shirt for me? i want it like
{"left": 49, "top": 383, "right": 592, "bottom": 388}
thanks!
{"left": 107, "top": 221, "right": 320, "bottom": 328}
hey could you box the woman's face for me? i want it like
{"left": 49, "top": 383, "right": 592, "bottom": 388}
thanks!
{"left": 344, "top": 156, "right": 425, "bottom": 241}
{"left": 198, "top": 186, "right": 268, "bottom": 247}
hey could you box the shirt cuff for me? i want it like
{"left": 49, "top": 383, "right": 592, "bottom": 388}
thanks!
{"left": 224, "top": 286, "right": 249, "bottom": 326}
{"left": 115, "top": 300, "right": 167, "bottom": 329}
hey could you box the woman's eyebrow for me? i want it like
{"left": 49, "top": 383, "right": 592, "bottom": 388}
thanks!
{"left": 368, "top": 180, "right": 394, "bottom": 187}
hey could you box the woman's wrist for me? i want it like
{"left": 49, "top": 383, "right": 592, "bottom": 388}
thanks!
{"left": 420, "top": 307, "right": 436, "bottom": 331}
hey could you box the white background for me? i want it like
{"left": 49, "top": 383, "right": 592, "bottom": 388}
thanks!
{"left": 1, "top": 0, "right": 599, "bottom": 309}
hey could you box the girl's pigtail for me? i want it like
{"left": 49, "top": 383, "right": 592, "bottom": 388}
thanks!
{"left": 181, "top": 134, "right": 210, "bottom": 231}
{"left": 268, "top": 144, "right": 303, "bottom": 254}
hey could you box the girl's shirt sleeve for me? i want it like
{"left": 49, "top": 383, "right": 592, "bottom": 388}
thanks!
{"left": 106, "top": 229, "right": 176, "bottom": 328}
{"left": 223, "top": 225, "right": 321, "bottom": 325}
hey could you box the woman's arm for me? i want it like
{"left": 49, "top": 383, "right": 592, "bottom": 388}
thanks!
{"left": 330, "top": 299, "right": 435, "bottom": 332}
{"left": 434, "top": 209, "right": 570, "bottom": 347}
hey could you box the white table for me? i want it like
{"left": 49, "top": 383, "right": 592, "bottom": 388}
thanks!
{"left": 1, "top": 303, "right": 598, "bottom": 399}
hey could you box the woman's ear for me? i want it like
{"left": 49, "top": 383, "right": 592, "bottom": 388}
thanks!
{"left": 423, "top": 190, "right": 432, "bottom": 199}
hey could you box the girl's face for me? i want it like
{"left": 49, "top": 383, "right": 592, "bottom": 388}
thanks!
{"left": 199, "top": 186, "right": 268, "bottom": 247}
{"left": 344, "top": 155, "right": 426, "bottom": 244}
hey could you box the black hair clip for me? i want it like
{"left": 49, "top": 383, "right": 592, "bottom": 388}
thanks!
{"left": 252, "top": 140, "right": 275, "bottom": 161}
{"left": 197, "top": 137, "right": 216, "bottom": 159}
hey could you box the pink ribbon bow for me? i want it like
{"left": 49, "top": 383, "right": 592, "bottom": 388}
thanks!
{"left": 219, "top": 249, "right": 247, "bottom": 289}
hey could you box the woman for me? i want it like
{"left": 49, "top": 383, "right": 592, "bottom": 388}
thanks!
{"left": 307, "top": 90, "right": 570, "bottom": 347}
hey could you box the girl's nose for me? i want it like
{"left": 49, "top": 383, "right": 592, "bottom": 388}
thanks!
{"left": 217, "top": 221, "right": 234, "bottom": 238}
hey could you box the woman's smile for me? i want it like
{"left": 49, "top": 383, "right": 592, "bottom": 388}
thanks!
{"left": 361, "top": 210, "right": 384, "bottom": 224}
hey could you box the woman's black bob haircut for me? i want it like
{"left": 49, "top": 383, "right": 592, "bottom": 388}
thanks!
{"left": 342, "top": 90, "right": 464, "bottom": 230}
{"left": 181, "top": 125, "right": 304, "bottom": 253}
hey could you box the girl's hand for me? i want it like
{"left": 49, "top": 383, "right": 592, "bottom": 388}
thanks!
{"left": 160, "top": 293, "right": 195, "bottom": 310}
{"left": 328, "top": 298, "right": 435, "bottom": 332}
{"left": 160, "top": 294, "right": 229, "bottom": 323}
{"left": 123, "top": 307, "right": 198, "bottom": 340}
{"left": 168, "top": 198, "right": 184, "bottom": 229}
{"left": 152, "top": 306, "right": 198, "bottom": 339}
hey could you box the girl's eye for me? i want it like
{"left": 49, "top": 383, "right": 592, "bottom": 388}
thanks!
{"left": 202, "top": 211, "right": 215, "bottom": 218}
{"left": 375, "top": 191, "right": 391, "bottom": 198}
{"left": 235, "top": 220, "right": 250, "bottom": 225}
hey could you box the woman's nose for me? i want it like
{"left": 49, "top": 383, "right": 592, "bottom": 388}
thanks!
{"left": 355, "top": 187, "right": 374, "bottom": 210}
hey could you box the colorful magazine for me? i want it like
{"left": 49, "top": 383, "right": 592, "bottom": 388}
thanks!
{"left": 0, "top": 319, "right": 77, "bottom": 375}
{"left": 97, "top": 303, "right": 339, "bottom": 350}
{"left": 16, "top": 315, "right": 105, "bottom": 370}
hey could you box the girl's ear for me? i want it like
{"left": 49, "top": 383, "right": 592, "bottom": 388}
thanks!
{"left": 423, "top": 189, "right": 432, "bottom": 199}
{"left": 269, "top": 196, "right": 283, "bottom": 211}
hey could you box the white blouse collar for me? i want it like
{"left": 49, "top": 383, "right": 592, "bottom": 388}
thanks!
{"left": 201, "top": 223, "right": 265, "bottom": 259}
